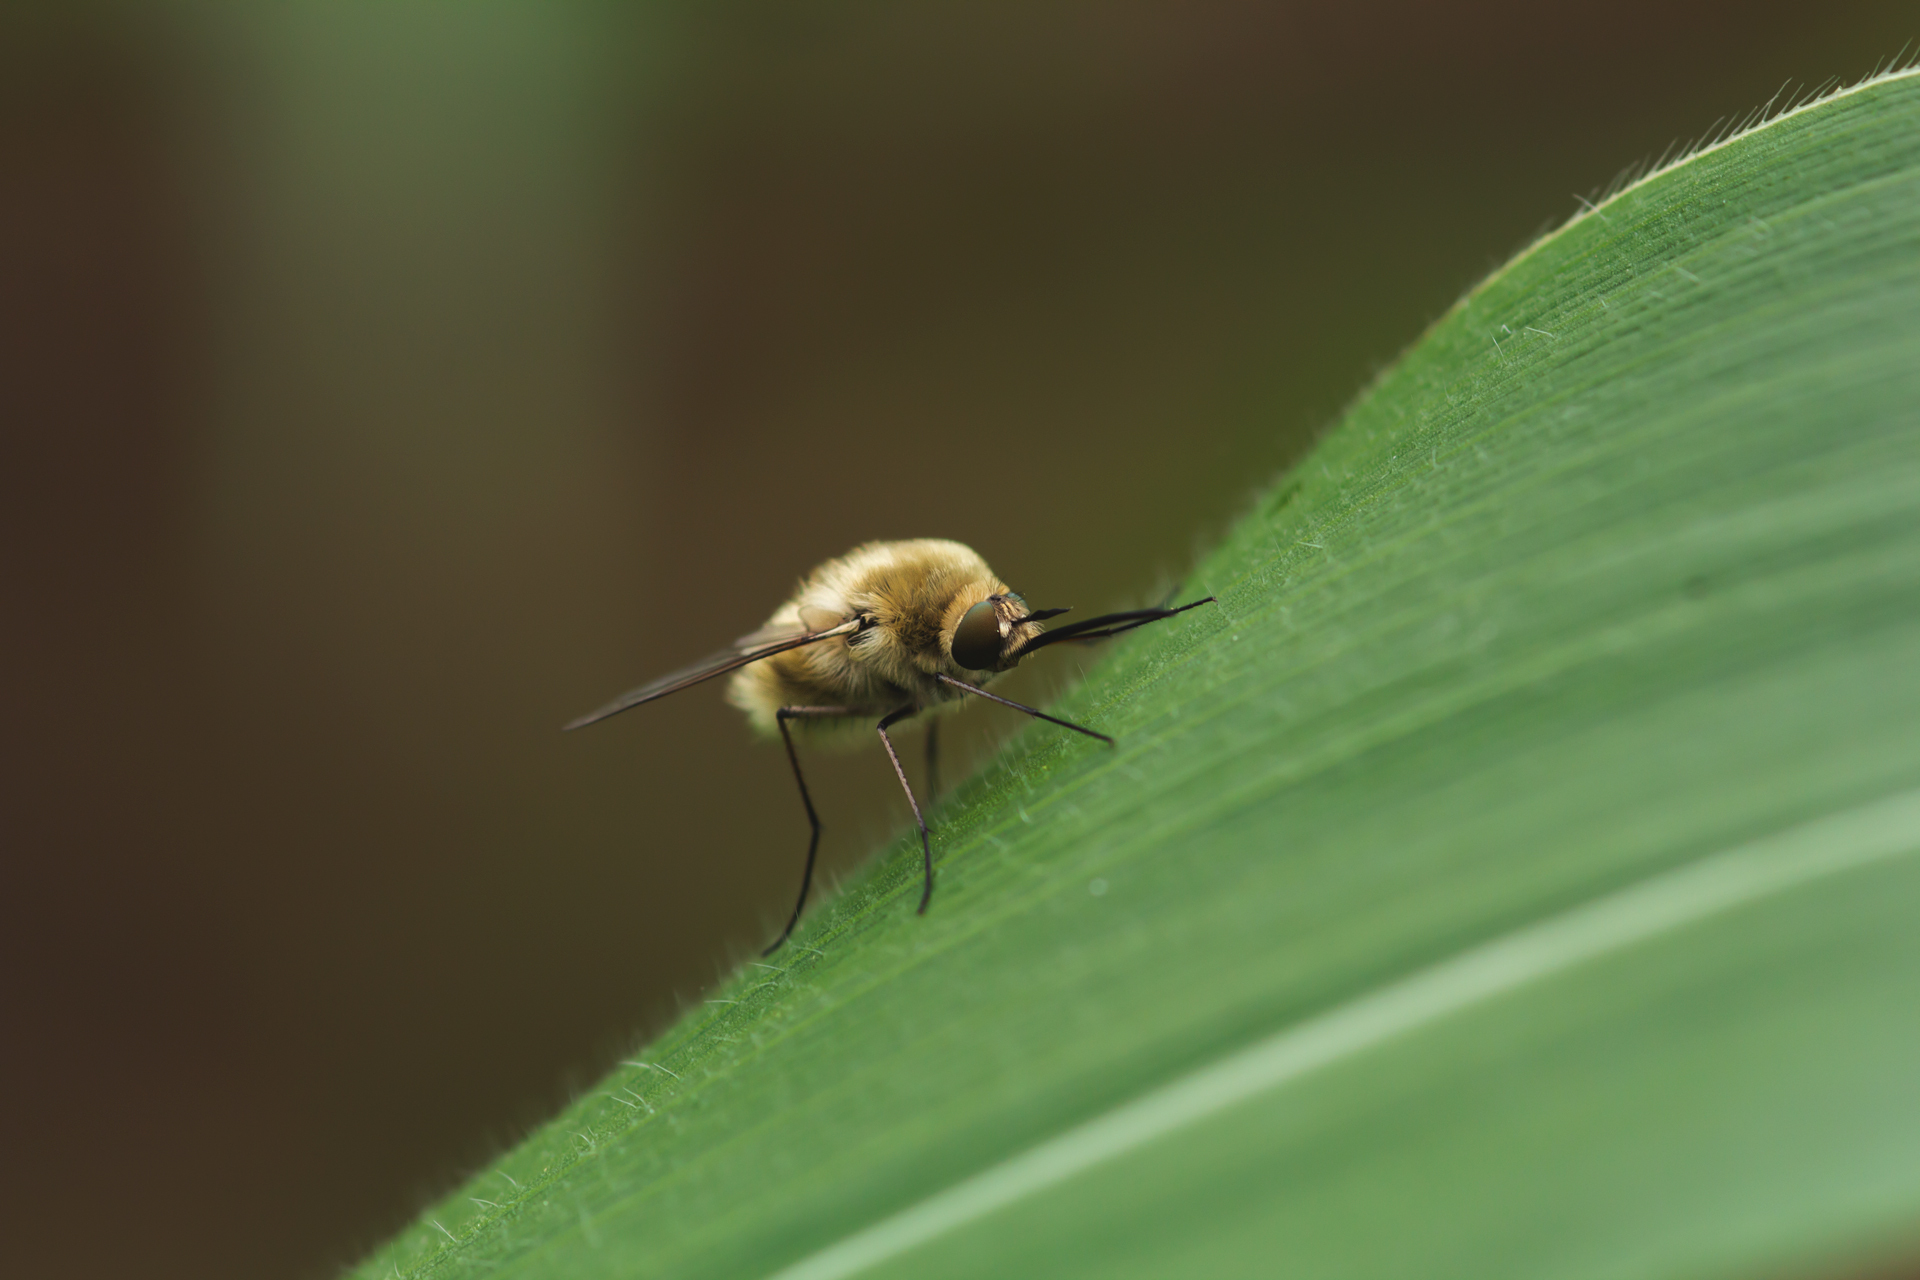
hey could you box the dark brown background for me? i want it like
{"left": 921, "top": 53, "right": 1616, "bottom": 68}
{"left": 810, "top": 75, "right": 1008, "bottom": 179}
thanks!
{"left": 4, "top": 3, "right": 1914, "bottom": 1277}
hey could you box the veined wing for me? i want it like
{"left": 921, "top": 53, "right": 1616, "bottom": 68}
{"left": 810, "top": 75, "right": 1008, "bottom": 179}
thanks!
{"left": 564, "top": 617, "right": 859, "bottom": 731}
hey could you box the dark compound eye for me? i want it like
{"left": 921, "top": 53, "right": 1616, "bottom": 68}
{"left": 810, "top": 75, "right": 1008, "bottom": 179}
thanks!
{"left": 950, "top": 598, "right": 1004, "bottom": 670}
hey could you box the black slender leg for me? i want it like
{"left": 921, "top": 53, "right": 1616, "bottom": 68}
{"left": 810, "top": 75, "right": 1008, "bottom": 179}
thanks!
{"left": 766, "top": 706, "right": 852, "bottom": 955}
{"left": 924, "top": 717, "right": 941, "bottom": 805}
{"left": 876, "top": 704, "right": 935, "bottom": 913}
{"left": 934, "top": 672, "right": 1115, "bottom": 745}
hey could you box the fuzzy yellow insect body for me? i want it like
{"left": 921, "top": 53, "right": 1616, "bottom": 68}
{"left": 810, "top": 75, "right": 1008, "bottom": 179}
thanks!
{"left": 567, "top": 537, "right": 1211, "bottom": 952}
{"left": 726, "top": 539, "right": 1043, "bottom": 739}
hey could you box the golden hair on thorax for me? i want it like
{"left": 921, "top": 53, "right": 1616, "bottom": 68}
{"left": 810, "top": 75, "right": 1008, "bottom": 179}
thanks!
{"left": 727, "top": 539, "right": 1041, "bottom": 738}
{"left": 568, "top": 538, "right": 1211, "bottom": 953}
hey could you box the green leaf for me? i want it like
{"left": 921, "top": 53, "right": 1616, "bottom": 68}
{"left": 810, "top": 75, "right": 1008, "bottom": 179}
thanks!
{"left": 360, "top": 70, "right": 1920, "bottom": 1279}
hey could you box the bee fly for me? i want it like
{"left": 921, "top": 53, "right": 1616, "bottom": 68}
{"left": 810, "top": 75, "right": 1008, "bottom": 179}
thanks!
{"left": 567, "top": 538, "right": 1212, "bottom": 953}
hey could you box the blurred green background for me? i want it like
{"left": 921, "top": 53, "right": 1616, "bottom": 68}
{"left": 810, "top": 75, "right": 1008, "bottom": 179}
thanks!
{"left": 3, "top": 3, "right": 1914, "bottom": 1277}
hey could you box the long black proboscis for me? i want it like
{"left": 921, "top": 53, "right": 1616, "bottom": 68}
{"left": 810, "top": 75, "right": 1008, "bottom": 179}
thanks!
{"left": 1012, "top": 596, "right": 1214, "bottom": 657}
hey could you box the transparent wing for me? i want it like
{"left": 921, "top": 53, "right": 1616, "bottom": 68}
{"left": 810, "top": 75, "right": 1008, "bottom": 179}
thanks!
{"left": 564, "top": 617, "right": 859, "bottom": 731}
{"left": 734, "top": 603, "right": 846, "bottom": 646}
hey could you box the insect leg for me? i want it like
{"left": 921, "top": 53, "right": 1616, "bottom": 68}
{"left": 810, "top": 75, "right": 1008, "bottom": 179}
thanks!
{"left": 875, "top": 704, "right": 936, "bottom": 914}
{"left": 766, "top": 706, "right": 853, "bottom": 955}
{"left": 925, "top": 717, "right": 941, "bottom": 804}
{"left": 934, "top": 673, "right": 1115, "bottom": 746}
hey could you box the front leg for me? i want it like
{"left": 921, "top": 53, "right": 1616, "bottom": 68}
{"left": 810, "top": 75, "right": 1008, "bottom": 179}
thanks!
{"left": 875, "top": 704, "right": 936, "bottom": 914}
{"left": 934, "top": 673, "right": 1114, "bottom": 745}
